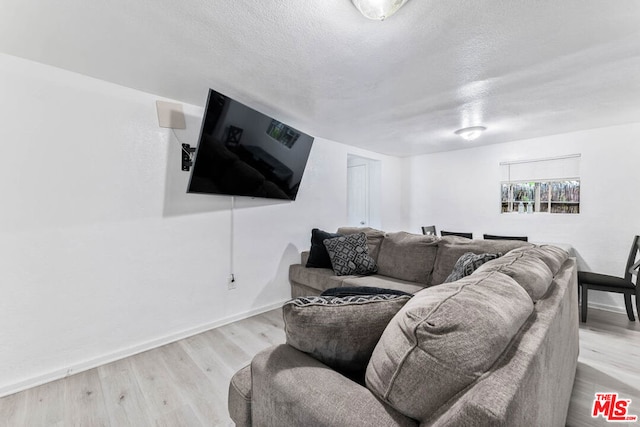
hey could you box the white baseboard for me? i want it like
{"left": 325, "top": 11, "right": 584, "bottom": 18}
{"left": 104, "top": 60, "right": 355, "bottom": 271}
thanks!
{"left": 0, "top": 299, "right": 288, "bottom": 399}
{"left": 587, "top": 301, "right": 628, "bottom": 315}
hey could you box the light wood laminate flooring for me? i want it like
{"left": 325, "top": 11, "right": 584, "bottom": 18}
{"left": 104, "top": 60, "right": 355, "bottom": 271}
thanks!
{"left": 1, "top": 307, "right": 639, "bottom": 426}
{"left": 567, "top": 308, "right": 640, "bottom": 427}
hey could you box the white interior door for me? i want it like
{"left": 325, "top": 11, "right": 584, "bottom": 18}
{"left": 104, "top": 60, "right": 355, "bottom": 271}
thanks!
{"left": 347, "top": 163, "right": 369, "bottom": 226}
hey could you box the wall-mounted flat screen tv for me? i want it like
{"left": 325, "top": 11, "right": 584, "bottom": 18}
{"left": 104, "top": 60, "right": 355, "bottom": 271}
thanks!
{"left": 187, "top": 89, "right": 314, "bottom": 200}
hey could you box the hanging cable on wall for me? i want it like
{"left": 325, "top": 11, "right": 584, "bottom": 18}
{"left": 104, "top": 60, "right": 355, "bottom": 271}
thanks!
{"left": 171, "top": 129, "right": 196, "bottom": 171}
{"left": 156, "top": 100, "right": 238, "bottom": 286}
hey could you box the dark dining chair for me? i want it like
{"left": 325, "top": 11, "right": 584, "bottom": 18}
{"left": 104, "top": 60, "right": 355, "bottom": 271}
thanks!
{"left": 483, "top": 234, "right": 529, "bottom": 242}
{"left": 421, "top": 225, "right": 437, "bottom": 236}
{"left": 441, "top": 231, "right": 473, "bottom": 239}
{"left": 578, "top": 235, "right": 640, "bottom": 322}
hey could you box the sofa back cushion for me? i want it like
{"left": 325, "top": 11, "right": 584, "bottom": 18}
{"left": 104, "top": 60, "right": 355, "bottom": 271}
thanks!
{"left": 430, "top": 236, "right": 531, "bottom": 285}
{"left": 506, "top": 245, "right": 569, "bottom": 276}
{"left": 375, "top": 232, "right": 439, "bottom": 284}
{"left": 337, "top": 227, "right": 386, "bottom": 261}
{"left": 474, "top": 245, "right": 566, "bottom": 301}
{"left": 365, "top": 271, "right": 533, "bottom": 421}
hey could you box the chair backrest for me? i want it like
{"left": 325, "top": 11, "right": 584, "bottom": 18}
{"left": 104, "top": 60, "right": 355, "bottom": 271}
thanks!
{"left": 422, "top": 225, "right": 437, "bottom": 236}
{"left": 441, "top": 231, "right": 473, "bottom": 239}
{"left": 624, "top": 235, "right": 640, "bottom": 281}
{"left": 483, "top": 234, "right": 528, "bottom": 242}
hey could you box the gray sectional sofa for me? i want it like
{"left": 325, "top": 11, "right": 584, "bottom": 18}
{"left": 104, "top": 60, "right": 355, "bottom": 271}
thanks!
{"left": 289, "top": 227, "right": 538, "bottom": 297}
{"left": 228, "top": 228, "right": 579, "bottom": 426}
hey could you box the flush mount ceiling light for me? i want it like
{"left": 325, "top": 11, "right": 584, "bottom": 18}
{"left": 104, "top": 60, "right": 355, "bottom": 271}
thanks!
{"left": 351, "top": 0, "right": 410, "bottom": 20}
{"left": 454, "top": 126, "right": 487, "bottom": 141}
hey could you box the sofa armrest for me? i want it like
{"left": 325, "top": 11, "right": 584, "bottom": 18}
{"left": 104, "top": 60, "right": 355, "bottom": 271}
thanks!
{"left": 251, "top": 344, "right": 417, "bottom": 427}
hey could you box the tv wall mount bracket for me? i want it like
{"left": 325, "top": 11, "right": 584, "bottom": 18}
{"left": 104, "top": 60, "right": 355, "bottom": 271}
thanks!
{"left": 182, "top": 144, "right": 196, "bottom": 171}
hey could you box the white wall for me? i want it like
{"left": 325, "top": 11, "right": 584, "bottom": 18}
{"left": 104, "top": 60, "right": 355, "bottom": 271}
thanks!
{"left": 404, "top": 123, "right": 640, "bottom": 311}
{"left": 0, "top": 53, "right": 405, "bottom": 396}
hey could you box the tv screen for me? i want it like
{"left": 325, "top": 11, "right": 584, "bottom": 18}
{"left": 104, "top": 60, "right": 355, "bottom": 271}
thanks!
{"left": 187, "top": 89, "right": 314, "bottom": 200}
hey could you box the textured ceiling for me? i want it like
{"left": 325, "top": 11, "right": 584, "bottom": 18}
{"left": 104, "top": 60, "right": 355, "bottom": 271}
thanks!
{"left": 1, "top": 0, "right": 639, "bottom": 156}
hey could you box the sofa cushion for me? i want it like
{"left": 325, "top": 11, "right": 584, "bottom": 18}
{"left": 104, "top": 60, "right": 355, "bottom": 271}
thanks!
{"left": 250, "top": 345, "right": 420, "bottom": 427}
{"left": 341, "top": 275, "right": 426, "bottom": 295}
{"left": 365, "top": 271, "right": 533, "bottom": 421}
{"left": 376, "top": 232, "right": 439, "bottom": 284}
{"left": 228, "top": 364, "right": 252, "bottom": 427}
{"left": 283, "top": 294, "right": 412, "bottom": 377}
{"left": 430, "top": 236, "right": 531, "bottom": 285}
{"left": 337, "top": 227, "right": 386, "bottom": 261}
{"left": 507, "top": 244, "right": 569, "bottom": 276}
{"left": 289, "top": 264, "right": 357, "bottom": 293}
{"left": 324, "top": 233, "right": 378, "bottom": 276}
{"left": 306, "top": 228, "right": 342, "bottom": 268}
{"left": 474, "top": 251, "right": 554, "bottom": 301}
{"left": 444, "top": 252, "right": 503, "bottom": 283}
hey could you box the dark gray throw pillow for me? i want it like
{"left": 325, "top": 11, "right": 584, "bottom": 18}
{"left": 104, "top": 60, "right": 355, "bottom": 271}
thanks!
{"left": 306, "top": 228, "right": 342, "bottom": 268}
{"left": 283, "top": 294, "right": 411, "bottom": 377}
{"left": 444, "top": 252, "right": 503, "bottom": 283}
{"left": 323, "top": 233, "right": 378, "bottom": 276}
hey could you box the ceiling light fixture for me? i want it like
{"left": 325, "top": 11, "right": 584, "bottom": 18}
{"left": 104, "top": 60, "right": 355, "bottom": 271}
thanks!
{"left": 351, "top": 0, "right": 410, "bottom": 20}
{"left": 454, "top": 126, "right": 487, "bottom": 141}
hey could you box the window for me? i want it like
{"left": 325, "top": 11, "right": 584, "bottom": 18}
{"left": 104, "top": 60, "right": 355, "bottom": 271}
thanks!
{"left": 500, "top": 155, "right": 581, "bottom": 214}
{"left": 501, "top": 180, "right": 580, "bottom": 214}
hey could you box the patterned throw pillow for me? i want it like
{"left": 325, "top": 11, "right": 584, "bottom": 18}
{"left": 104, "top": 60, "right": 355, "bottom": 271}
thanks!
{"left": 323, "top": 233, "right": 378, "bottom": 276}
{"left": 283, "top": 294, "right": 412, "bottom": 377}
{"left": 290, "top": 294, "right": 408, "bottom": 306}
{"left": 444, "top": 252, "right": 503, "bottom": 283}
{"left": 321, "top": 286, "right": 413, "bottom": 297}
